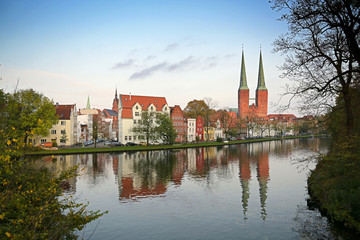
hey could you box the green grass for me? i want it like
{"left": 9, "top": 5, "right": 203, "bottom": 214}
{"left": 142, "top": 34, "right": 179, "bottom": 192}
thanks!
{"left": 26, "top": 135, "right": 318, "bottom": 156}
{"left": 308, "top": 137, "right": 360, "bottom": 235}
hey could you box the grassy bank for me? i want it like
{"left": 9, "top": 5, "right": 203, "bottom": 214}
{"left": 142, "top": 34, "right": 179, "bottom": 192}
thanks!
{"left": 27, "top": 135, "right": 318, "bottom": 156}
{"left": 308, "top": 138, "right": 360, "bottom": 235}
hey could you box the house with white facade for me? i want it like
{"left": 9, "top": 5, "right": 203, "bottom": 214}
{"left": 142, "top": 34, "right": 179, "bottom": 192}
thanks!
{"left": 187, "top": 118, "right": 196, "bottom": 142}
{"left": 118, "top": 94, "right": 170, "bottom": 144}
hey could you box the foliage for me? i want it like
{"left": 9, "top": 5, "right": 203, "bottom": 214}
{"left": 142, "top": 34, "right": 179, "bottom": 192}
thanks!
{"left": 308, "top": 136, "right": 360, "bottom": 234}
{"left": 217, "top": 109, "right": 233, "bottom": 139}
{"left": 183, "top": 99, "right": 209, "bottom": 119}
{"left": 4, "top": 89, "right": 58, "bottom": 144}
{"left": 327, "top": 88, "right": 360, "bottom": 141}
{"left": 0, "top": 130, "right": 106, "bottom": 239}
{"left": 271, "top": 0, "right": 360, "bottom": 135}
{"left": 155, "top": 113, "right": 177, "bottom": 145}
{"left": 132, "top": 111, "right": 157, "bottom": 145}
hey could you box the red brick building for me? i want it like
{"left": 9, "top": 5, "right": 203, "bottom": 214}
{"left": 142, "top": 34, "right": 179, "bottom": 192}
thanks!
{"left": 195, "top": 115, "right": 204, "bottom": 141}
{"left": 170, "top": 105, "right": 187, "bottom": 142}
{"left": 238, "top": 50, "right": 268, "bottom": 120}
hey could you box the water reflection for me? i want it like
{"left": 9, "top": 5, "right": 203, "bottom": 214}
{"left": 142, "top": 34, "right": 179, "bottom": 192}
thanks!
{"left": 33, "top": 137, "right": 336, "bottom": 239}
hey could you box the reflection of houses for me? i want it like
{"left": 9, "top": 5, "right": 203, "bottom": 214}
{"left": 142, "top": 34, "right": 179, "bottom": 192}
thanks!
{"left": 34, "top": 155, "right": 77, "bottom": 192}
{"left": 115, "top": 151, "right": 173, "bottom": 201}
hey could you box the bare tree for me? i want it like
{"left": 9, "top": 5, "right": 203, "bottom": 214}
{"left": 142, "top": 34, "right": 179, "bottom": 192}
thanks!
{"left": 271, "top": 0, "right": 360, "bottom": 135}
{"left": 203, "top": 97, "right": 217, "bottom": 141}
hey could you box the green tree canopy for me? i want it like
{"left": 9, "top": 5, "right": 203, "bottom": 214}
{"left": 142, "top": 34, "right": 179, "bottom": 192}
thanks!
{"left": 155, "top": 113, "right": 177, "bottom": 145}
{"left": 132, "top": 111, "right": 157, "bottom": 145}
{"left": 183, "top": 99, "right": 209, "bottom": 118}
{"left": 5, "top": 89, "right": 58, "bottom": 144}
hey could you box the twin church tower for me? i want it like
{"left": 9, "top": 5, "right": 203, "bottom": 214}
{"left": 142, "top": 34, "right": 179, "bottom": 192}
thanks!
{"left": 238, "top": 50, "right": 268, "bottom": 120}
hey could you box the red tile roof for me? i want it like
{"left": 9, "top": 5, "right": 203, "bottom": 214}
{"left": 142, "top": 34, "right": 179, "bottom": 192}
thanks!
{"left": 120, "top": 94, "right": 168, "bottom": 118}
{"left": 55, "top": 104, "right": 75, "bottom": 120}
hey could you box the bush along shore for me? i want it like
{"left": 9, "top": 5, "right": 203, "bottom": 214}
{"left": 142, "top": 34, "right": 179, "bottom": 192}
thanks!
{"left": 27, "top": 135, "right": 319, "bottom": 156}
{"left": 307, "top": 136, "right": 360, "bottom": 236}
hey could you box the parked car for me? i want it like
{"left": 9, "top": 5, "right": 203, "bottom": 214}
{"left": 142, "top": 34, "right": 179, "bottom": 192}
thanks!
{"left": 139, "top": 142, "right": 147, "bottom": 146}
{"left": 109, "top": 142, "right": 124, "bottom": 147}
{"left": 151, "top": 141, "right": 160, "bottom": 145}
{"left": 126, "top": 142, "right": 138, "bottom": 146}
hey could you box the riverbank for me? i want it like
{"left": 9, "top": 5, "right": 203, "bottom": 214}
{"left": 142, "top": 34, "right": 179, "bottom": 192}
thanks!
{"left": 307, "top": 137, "right": 360, "bottom": 236}
{"left": 26, "top": 135, "right": 319, "bottom": 156}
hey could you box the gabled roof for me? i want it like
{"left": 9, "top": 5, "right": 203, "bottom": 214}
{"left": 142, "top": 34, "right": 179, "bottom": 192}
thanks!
{"left": 120, "top": 94, "right": 168, "bottom": 119}
{"left": 55, "top": 104, "right": 75, "bottom": 120}
{"left": 103, "top": 109, "right": 118, "bottom": 117}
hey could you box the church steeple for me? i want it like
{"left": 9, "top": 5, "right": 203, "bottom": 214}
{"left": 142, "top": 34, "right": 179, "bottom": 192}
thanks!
{"left": 115, "top": 88, "right": 118, "bottom": 100}
{"left": 257, "top": 50, "right": 267, "bottom": 90}
{"left": 239, "top": 50, "right": 249, "bottom": 90}
{"left": 112, "top": 87, "right": 119, "bottom": 113}
{"left": 86, "top": 95, "right": 91, "bottom": 109}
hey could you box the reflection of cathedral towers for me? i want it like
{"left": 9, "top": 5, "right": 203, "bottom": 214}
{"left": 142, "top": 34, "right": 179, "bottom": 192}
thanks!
{"left": 239, "top": 142, "right": 270, "bottom": 220}
{"left": 239, "top": 145, "right": 251, "bottom": 220}
{"left": 256, "top": 144, "right": 269, "bottom": 220}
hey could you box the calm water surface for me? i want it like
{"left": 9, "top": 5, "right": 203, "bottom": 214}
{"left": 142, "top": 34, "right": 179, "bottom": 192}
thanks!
{"left": 35, "top": 138, "right": 341, "bottom": 239}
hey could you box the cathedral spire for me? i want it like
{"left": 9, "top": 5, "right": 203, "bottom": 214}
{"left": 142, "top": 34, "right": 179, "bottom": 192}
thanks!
{"left": 257, "top": 50, "right": 267, "bottom": 90}
{"left": 86, "top": 95, "right": 91, "bottom": 109}
{"left": 115, "top": 87, "right": 118, "bottom": 100}
{"left": 239, "top": 50, "right": 249, "bottom": 90}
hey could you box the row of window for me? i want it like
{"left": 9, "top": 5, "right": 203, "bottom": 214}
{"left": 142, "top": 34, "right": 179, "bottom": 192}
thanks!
{"left": 51, "top": 130, "right": 66, "bottom": 134}
{"left": 40, "top": 139, "right": 66, "bottom": 143}
{"left": 124, "top": 136, "right": 136, "bottom": 141}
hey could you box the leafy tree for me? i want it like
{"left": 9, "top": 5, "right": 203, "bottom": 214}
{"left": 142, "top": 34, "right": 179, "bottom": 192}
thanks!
{"left": 217, "top": 109, "right": 233, "bottom": 139}
{"left": 132, "top": 111, "right": 157, "bottom": 145}
{"left": 155, "top": 113, "right": 177, "bottom": 145}
{"left": 0, "top": 130, "right": 106, "bottom": 239}
{"left": 183, "top": 99, "right": 209, "bottom": 118}
{"left": 271, "top": 0, "right": 360, "bottom": 136}
{"left": 203, "top": 98, "right": 217, "bottom": 141}
{"left": 5, "top": 89, "right": 58, "bottom": 144}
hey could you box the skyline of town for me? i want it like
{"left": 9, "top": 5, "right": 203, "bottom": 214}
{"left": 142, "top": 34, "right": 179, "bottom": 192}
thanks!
{"left": 0, "top": 0, "right": 299, "bottom": 115}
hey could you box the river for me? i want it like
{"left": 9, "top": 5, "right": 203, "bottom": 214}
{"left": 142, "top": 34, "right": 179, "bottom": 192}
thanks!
{"left": 33, "top": 137, "right": 345, "bottom": 239}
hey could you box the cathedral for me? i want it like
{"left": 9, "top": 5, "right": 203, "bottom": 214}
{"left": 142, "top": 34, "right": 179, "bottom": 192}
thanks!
{"left": 238, "top": 50, "right": 268, "bottom": 120}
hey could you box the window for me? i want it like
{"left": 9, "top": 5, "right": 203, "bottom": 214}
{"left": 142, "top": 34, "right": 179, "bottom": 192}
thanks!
{"left": 61, "top": 130, "right": 66, "bottom": 134}
{"left": 61, "top": 121, "right": 66, "bottom": 125}
{"left": 135, "top": 112, "right": 139, "bottom": 116}
{"left": 133, "top": 136, "right": 136, "bottom": 140}
{"left": 51, "top": 130, "right": 56, "bottom": 134}
{"left": 125, "top": 136, "right": 128, "bottom": 141}
{"left": 134, "top": 120, "right": 137, "bottom": 124}
{"left": 165, "top": 107, "right": 167, "bottom": 111}
{"left": 136, "top": 106, "right": 138, "bottom": 110}
{"left": 41, "top": 139, "right": 46, "bottom": 143}
{"left": 129, "top": 136, "right": 132, "bottom": 141}
{"left": 60, "top": 139, "right": 66, "bottom": 143}
{"left": 151, "top": 106, "right": 153, "bottom": 110}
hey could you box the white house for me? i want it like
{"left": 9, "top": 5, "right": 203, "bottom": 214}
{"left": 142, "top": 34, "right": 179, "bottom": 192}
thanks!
{"left": 118, "top": 94, "right": 170, "bottom": 144}
{"left": 187, "top": 118, "right": 196, "bottom": 142}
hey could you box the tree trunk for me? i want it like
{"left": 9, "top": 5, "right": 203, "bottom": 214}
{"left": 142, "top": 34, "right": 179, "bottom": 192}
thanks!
{"left": 343, "top": 88, "right": 354, "bottom": 136}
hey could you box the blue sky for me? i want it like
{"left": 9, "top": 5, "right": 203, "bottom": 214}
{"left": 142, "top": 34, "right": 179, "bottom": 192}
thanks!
{"left": 0, "top": 0, "right": 293, "bottom": 114}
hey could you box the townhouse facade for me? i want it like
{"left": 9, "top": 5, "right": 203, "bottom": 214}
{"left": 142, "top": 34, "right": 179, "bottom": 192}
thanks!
{"left": 30, "top": 104, "right": 78, "bottom": 146}
{"left": 187, "top": 118, "right": 196, "bottom": 142}
{"left": 118, "top": 94, "right": 170, "bottom": 144}
{"left": 171, "top": 105, "right": 187, "bottom": 143}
